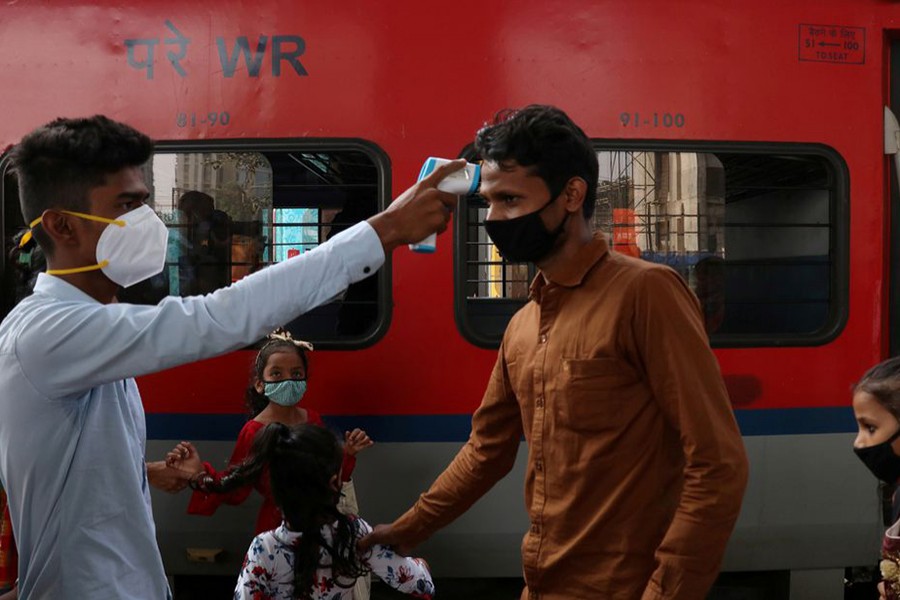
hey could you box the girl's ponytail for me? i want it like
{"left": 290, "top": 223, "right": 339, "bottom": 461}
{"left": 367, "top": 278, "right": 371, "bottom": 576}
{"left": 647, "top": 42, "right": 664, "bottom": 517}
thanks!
{"left": 273, "top": 425, "right": 368, "bottom": 599}
{"left": 207, "top": 422, "right": 289, "bottom": 493}
{"left": 213, "top": 422, "right": 369, "bottom": 599}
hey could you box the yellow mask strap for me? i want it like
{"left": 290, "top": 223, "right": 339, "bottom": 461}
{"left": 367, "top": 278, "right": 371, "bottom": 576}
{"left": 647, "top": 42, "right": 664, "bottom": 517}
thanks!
{"left": 19, "top": 210, "right": 125, "bottom": 248}
{"left": 18, "top": 216, "right": 42, "bottom": 248}
{"left": 46, "top": 261, "right": 110, "bottom": 276}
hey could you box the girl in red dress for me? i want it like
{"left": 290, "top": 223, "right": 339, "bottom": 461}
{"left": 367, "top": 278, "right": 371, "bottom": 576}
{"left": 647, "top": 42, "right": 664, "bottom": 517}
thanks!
{"left": 168, "top": 330, "right": 373, "bottom": 535}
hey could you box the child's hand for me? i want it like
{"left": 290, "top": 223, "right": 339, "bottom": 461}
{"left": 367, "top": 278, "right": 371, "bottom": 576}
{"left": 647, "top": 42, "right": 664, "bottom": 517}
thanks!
{"left": 165, "top": 441, "right": 203, "bottom": 474}
{"left": 344, "top": 429, "right": 374, "bottom": 456}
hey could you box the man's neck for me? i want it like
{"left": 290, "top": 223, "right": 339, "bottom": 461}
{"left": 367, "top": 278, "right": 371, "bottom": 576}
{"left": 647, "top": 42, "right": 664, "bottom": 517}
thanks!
{"left": 536, "top": 220, "right": 593, "bottom": 281}
{"left": 45, "top": 261, "right": 118, "bottom": 304}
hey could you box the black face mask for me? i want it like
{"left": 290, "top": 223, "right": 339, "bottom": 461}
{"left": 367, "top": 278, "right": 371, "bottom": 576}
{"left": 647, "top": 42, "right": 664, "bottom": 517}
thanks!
{"left": 483, "top": 195, "right": 568, "bottom": 263}
{"left": 854, "top": 428, "right": 900, "bottom": 483}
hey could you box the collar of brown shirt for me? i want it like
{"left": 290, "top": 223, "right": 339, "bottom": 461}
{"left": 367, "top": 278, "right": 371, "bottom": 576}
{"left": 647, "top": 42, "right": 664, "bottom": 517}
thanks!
{"left": 529, "top": 233, "right": 609, "bottom": 300}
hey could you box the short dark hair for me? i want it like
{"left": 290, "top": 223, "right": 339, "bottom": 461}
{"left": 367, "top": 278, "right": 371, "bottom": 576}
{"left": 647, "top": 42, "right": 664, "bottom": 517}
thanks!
{"left": 474, "top": 105, "right": 598, "bottom": 218}
{"left": 10, "top": 115, "right": 153, "bottom": 253}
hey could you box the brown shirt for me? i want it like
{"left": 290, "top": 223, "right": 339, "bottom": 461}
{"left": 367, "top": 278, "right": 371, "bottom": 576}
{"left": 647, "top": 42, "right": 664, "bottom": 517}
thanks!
{"left": 392, "top": 234, "right": 749, "bottom": 600}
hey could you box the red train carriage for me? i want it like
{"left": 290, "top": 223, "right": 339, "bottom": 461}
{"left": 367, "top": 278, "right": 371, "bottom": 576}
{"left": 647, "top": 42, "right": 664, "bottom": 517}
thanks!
{"left": 1, "top": 2, "right": 899, "bottom": 597}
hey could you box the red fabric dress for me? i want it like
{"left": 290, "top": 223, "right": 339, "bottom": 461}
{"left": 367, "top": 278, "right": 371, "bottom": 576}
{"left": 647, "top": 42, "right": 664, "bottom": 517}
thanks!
{"left": 0, "top": 488, "right": 17, "bottom": 591}
{"left": 187, "top": 408, "right": 356, "bottom": 534}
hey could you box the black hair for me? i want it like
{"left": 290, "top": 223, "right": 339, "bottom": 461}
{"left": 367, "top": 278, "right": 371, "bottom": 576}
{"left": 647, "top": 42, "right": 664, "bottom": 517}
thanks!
{"left": 855, "top": 357, "right": 900, "bottom": 422}
{"left": 246, "top": 339, "right": 310, "bottom": 418}
{"left": 8, "top": 228, "right": 46, "bottom": 302}
{"left": 9, "top": 115, "right": 153, "bottom": 254}
{"left": 210, "top": 423, "right": 368, "bottom": 599}
{"left": 177, "top": 190, "right": 216, "bottom": 219}
{"left": 474, "top": 105, "right": 599, "bottom": 218}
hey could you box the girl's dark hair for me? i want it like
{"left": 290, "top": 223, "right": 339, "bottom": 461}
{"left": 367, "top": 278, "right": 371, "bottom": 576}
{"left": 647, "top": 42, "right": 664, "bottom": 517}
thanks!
{"left": 211, "top": 423, "right": 368, "bottom": 599}
{"left": 246, "top": 339, "right": 309, "bottom": 418}
{"left": 854, "top": 356, "right": 900, "bottom": 422}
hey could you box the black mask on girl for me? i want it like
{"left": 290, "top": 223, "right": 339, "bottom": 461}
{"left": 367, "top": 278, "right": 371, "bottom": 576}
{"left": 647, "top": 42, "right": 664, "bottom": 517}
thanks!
{"left": 483, "top": 195, "right": 568, "bottom": 263}
{"left": 854, "top": 428, "right": 900, "bottom": 483}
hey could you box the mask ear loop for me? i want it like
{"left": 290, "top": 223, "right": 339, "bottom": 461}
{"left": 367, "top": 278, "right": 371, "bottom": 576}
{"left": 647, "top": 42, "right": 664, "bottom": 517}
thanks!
{"left": 18, "top": 216, "right": 43, "bottom": 249}
{"left": 20, "top": 211, "right": 126, "bottom": 248}
{"left": 30, "top": 211, "right": 127, "bottom": 276}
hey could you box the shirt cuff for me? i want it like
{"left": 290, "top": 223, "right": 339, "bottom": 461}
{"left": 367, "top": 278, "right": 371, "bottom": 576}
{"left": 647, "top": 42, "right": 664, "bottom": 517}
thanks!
{"left": 390, "top": 502, "right": 437, "bottom": 547}
{"left": 328, "top": 221, "right": 384, "bottom": 283}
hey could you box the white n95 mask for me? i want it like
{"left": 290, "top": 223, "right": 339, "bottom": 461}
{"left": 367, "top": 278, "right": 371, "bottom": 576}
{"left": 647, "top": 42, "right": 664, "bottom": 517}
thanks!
{"left": 26, "top": 204, "right": 169, "bottom": 288}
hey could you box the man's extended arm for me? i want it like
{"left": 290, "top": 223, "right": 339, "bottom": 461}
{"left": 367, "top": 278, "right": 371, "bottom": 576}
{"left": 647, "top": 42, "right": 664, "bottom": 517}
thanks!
{"left": 364, "top": 349, "right": 524, "bottom": 550}
{"left": 17, "top": 162, "right": 464, "bottom": 399}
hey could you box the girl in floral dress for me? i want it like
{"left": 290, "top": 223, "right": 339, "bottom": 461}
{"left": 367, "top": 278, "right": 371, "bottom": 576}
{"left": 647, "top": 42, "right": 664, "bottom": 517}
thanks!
{"left": 851, "top": 357, "right": 900, "bottom": 599}
{"left": 217, "top": 422, "right": 433, "bottom": 600}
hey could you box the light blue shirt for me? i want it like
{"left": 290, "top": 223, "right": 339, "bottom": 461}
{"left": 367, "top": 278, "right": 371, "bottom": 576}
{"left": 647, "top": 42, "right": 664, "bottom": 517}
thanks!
{"left": 0, "top": 222, "right": 383, "bottom": 600}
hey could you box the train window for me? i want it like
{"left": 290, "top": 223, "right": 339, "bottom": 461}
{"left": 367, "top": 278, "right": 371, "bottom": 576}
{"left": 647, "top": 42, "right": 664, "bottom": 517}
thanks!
{"left": 455, "top": 144, "right": 848, "bottom": 348}
{"left": 1, "top": 142, "right": 391, "bottom": 349}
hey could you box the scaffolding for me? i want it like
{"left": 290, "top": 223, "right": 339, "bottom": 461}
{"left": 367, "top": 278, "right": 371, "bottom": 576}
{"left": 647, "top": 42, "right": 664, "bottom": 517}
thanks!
{"left": 594, "top": 151, "right": 725, "bottom": 264}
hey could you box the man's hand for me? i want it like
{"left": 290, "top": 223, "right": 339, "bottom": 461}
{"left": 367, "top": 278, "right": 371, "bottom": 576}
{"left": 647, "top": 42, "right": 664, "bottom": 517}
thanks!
{"left": 146, "top": 460, "right": 196, "bottom": 493}
{"left": 367, "top": 159, "right": 465, "bottom": 253}
{"left": 344, "top": 428, "right": 374, "bottom": 456}
{"left": 357, "top": 523, "right": 415, "bottom": 556}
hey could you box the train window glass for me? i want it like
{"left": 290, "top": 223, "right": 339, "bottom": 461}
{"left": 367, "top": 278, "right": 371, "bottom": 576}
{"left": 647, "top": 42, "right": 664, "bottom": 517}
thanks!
{"left": 1, "top": 145, "right": 389, "bottom": 349}
{"left": 271, "top": 208, "right": 319, "bottom": 261}
{"left": 455, "top": 146, "right": 846, "bottom": 348}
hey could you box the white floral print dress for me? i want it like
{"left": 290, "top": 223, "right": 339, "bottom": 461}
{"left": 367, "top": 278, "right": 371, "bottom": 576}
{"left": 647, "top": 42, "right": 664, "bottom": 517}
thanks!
{"left": 234, "top": 517, "right": 434, "bottom": 600}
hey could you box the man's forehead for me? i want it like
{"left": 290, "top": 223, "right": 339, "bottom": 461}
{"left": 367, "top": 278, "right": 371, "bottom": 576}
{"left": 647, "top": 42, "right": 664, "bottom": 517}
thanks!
{"left": 481, "top": 160, "right": 540, "bottom": 182}
{"left": 98, "top": 166, "right": 148, "bottom": 192}
{"left": 86, "top": 167, "right": 149, "bottom": 207}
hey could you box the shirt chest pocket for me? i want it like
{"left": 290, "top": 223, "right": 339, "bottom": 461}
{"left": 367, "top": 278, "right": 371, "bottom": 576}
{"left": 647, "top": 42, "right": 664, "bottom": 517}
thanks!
{"left": 558, "top": 358, "right": 644, "bottom": 432}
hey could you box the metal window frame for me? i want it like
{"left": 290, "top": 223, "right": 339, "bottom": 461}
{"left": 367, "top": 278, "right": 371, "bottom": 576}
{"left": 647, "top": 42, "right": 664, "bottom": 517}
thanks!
{"left": 454, "top": 140, "right": 849, "bottom": 350}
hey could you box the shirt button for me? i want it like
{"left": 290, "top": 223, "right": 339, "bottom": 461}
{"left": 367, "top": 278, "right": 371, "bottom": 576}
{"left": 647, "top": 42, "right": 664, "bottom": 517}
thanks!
{"left": 535, "top": 461, "right": 543, "bottom": 471}
{"left": 539, "top": 334, "right": 548, "bottom": 344}
{"left": 531, "top": 524, "right": 540, "bottom": 534}
{"left": 363, "top": 266, "right": 371, "bottom": 274}
{"left": 535, "top": 396, "right": 544, "bottom": 408}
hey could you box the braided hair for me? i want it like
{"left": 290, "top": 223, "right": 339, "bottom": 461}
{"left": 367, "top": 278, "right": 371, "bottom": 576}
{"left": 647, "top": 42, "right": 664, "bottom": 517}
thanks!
{"left": 209, "top": 423, "right": 369, "bottom": 599}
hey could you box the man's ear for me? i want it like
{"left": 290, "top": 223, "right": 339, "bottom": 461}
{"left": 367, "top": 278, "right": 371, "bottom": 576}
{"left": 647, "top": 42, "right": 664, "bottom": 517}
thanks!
{"left": 562, "top": 177, "right": 588, "bottom": 214}
{"left": 40, "top": 210, "right": 80, "bottom": 248}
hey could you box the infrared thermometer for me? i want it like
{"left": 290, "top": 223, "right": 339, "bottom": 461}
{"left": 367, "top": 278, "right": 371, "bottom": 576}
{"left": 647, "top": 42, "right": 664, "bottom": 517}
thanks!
{"left": 409, "top": 157, "right": 481, "bottom": 253}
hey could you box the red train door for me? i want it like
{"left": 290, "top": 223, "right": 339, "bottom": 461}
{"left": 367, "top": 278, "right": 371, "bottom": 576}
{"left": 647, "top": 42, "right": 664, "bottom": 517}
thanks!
{"left": 890, "top": 38, "right": 900, "bottom": 355}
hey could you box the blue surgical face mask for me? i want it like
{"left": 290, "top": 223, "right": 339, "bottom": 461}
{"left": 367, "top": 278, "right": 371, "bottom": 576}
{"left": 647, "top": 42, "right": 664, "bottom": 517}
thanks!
{"left": 263, "top": 379, "right": 307, "bottom": 407}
